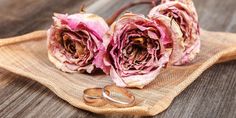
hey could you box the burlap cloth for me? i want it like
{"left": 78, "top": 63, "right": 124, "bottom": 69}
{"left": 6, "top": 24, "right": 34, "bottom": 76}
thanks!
{"left": 0, "top": 29, "right": 236, "bottom": 116}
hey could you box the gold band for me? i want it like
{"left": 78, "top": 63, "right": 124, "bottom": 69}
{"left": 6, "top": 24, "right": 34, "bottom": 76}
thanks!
{"left": 83, "top": 87, "right": 108, "bottom": 107}
{"left": 102, "top": 84, "right": 136, "bottom": 108}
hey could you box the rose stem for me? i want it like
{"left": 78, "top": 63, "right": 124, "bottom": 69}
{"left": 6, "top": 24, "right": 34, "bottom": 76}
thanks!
{"left": 106, "top": 0, "right": 161, "bottom": 26}
{"left": 80, "top": 4, "right": 86, "bottom": 13}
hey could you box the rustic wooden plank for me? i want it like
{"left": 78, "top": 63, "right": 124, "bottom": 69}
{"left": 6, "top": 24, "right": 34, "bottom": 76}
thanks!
{"left": 155, "top": 60, "right": 236, "bottom": 118}
{"left": 0, "top": 0, "right": 95, "bottom": 38}
{"left": 0, "top": 0, "right": 235, "bottom": 117}
{"left": 195, "top": 0, "right": 236, "bottom": 32}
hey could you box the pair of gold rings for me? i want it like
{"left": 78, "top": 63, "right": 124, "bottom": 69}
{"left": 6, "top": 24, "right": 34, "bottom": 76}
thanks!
{"left": 83, "top": 84, "right": 136, "bottom": 108}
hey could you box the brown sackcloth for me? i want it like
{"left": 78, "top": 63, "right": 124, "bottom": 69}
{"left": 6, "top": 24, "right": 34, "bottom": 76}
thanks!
{"left": 0, "top": 29, "right": 236, "bottom": 116}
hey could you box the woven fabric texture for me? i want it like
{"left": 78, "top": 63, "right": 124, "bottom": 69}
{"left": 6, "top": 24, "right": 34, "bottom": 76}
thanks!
{"left": 0, "top": 29, "right": 236, "bottom": 116}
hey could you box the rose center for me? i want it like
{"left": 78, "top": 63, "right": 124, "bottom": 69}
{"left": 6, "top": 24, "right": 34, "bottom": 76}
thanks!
{"left": 126, "top": 37, "right": 148, "bottom": 62}
{"left": 61, "top": 33, "right": 86, "bottom": 58}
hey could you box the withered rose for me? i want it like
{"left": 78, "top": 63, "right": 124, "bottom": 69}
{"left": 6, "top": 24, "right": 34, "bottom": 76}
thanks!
{"left": 47, "top": 13, "right": 109, "bottom": 73}
{"left": 148, "top": 1, "right": 200, "bottom": 65}
{"left": 97, "top": 13, "right": 171, "bottom": 88}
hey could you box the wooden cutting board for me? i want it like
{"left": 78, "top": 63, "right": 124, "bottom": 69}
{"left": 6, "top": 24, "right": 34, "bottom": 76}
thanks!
{"left": 0, "top": 29, "right": 236, "bottom": 116}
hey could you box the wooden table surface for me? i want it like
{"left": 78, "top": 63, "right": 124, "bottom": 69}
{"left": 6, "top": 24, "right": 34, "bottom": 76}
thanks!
{"left": 0, "top": 0, "right": 235, "bottom": 117}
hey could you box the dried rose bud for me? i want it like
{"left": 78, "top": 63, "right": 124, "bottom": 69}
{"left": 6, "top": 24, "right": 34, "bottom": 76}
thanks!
{"left": 47, "top": 13, "right": 109, "bottom": 73}
{"left": 148, "top": 1, "right": 200, "bottom": 65}
{"left": 97, "top": 13, "right": 171, "bottom": 88}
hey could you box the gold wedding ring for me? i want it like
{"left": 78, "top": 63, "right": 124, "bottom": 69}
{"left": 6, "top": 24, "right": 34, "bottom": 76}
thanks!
{"left": 83, "top": 85, "right": 136, "bottom": 108}
{"left": 83, "top": 87, "right": 108, "bottom": 107}
{"left": 102, "top": 84, "right": 136, "bottom": 108}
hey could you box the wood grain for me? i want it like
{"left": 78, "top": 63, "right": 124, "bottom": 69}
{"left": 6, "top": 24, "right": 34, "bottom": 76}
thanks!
{"left": 0, "top": 0, "right": 235, "bottom": 117}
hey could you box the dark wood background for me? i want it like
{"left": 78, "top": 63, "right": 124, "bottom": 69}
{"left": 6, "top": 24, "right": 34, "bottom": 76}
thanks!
{"left": 0, "top": 0, "right": 235, "bottom": 117}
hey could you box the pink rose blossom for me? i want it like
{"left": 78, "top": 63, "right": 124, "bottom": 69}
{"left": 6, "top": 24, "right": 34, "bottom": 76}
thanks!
{"left": 97, "top": 13, "right": 172, "bottom": 88}
{"left": 149, "top": 1, "right": 200, "bottom": 65}
{"left": 47, "top": 13, "right": 109, "bottom": 73}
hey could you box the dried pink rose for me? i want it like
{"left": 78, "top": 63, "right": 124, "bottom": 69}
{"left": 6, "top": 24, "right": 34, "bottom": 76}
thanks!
{"left": 97, "top": 13, "right": 171, "bottom": 88}
{"left": 47, "top": 13, "right": 109, "bottom": 73}
{"left": 148, "top": 1, "right": 200, "bottom": 65}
